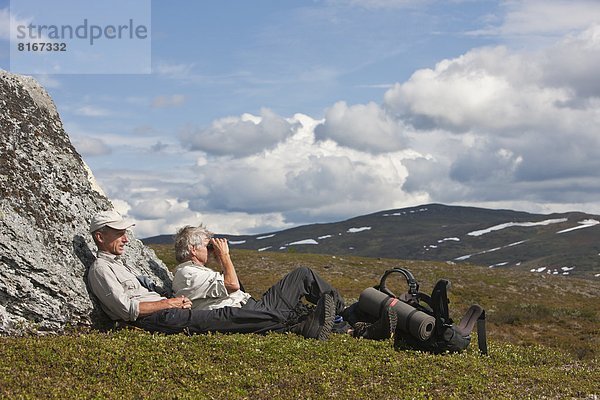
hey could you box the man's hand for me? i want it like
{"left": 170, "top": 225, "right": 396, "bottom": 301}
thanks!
{"left": 164, "top": 295, "right": 192, "bottom": 309}
{"left": 138, "top": 295, "right": 192, "bottom": 316}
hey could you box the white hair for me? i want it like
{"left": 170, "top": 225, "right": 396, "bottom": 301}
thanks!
{"left": 174, "top": 224, "right": 213, "bottom": 263}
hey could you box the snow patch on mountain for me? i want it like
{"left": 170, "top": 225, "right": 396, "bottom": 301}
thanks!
{"left": 530, "top": 266, "right": 575, "bottom": 276}
{"left": 382, "top": 207, "right": 428, "bottom": 217}
{"left": 438, "top": 237, "right": 460, "bottom": 243}
{"left": 347, "top": 227, "right": 371, "bottom": 233}
{"left": 455, "top": 240, "right": 528, "bottom": 261}
{"left": 288, "top": 239, "right": 319, "bottom": 245}
{"left": 556, "top": 219, "right": 599, "bottom": 234}
{"left": 468, "top": 219, "right": 567, "bottom": 237}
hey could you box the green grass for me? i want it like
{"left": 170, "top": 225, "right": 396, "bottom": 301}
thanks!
{"left": 1, "top": 247, "right": 599, "bottom": 399}
{"left": 0, "top": 330, "right": 597, "bottom": 399}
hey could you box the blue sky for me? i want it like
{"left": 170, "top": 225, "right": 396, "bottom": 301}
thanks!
{"left": 2, "top": 0, "right": 600, "bottom": 237}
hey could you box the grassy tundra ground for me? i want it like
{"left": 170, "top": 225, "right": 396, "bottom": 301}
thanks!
{"left": 0, "top": 247, "right": 598, "bottom": 399}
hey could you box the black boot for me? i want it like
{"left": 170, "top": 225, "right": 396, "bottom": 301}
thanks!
{"left": 290, "top": 293, "right": 335, "bottom": 340}
{"left": 352, "top": 306, "right": 397, "bottom": 340}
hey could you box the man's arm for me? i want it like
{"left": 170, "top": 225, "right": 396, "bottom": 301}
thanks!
{"left": 88, "top": 261, "right": 192, "bottom": 321}
{"left": 138, "top": 296, "right": 192, "bottom": 317}
{"left": 211, "top": 238, "right": 241, "bottom": 292}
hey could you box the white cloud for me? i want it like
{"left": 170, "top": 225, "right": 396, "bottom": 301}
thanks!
{"left": 129, "top": 199, "right": 174, "bottom": 221}
{"left": 180, "top": 114, "right": 425, "bottom": 224}
{"left": 99, "top": 177, "right": 299, "bottom": 237}
{"left": 78, "top": 17, "right": 600, "bottom": 237}
{"left": 111, "top": 198, "right": 132, "bottom": 217}
{"left": 543, "top": 25, "right": 600, "bottom": 98}
{"left": 89, "top": 112, "right": 426, "bottom": 235}
{"left": 496, "top": 0, "right": 600, "bottom": 37}
{"left": 151, "top": 94, "right": 186, "bottom": 108}
{"left": 383, "top": 46, "right": 574, "bottom": 134}
{"left": 181, "top": 108, "right": 296, "bottom": 157}
{"left": 315, "top": 101, "right": 410, "bottom": 153}
{"left": 383, "top": 26, "right": 600, "bottom": 207}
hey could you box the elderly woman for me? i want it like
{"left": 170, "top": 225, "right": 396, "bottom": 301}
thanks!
{"left": 172, "top": 224, "right": 348, "bottom": 340}
{"left": 171, "top": 224, "right": 398, "bottom": 341}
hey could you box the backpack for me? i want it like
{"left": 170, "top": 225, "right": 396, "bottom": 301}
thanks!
{"left": 357, "top": 267, "right": 487, "bottom": 354}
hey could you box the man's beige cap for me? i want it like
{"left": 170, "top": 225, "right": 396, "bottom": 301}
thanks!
{"left": 90, "top": 210, "right": 135, "bottom": 233}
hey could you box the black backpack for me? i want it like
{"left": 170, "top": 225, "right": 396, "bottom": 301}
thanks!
{"left": 357, "top": 267, "right": 487, "bottom": 354}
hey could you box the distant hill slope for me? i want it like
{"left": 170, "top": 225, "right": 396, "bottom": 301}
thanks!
{"left": 143, "top": 203, "right": 600, "bottom": 278}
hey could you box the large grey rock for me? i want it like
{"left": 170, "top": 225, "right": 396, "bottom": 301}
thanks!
{"left": 0, "top": 70, "right": 172, "bottom": 334}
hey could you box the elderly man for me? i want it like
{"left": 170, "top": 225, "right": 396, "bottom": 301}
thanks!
{"left": 87, "top": 210, "right": 337, "bottom": 339}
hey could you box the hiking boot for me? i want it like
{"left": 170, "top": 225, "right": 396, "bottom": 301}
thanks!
{"left": 292, "top": 293, "right": 335, "bottom": 340}
{"left": 352, "top": 306, "right": 397, "bottom": 340}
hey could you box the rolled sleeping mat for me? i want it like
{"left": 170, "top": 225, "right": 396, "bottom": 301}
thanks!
{"left": 358, "top": 287, "right": 436, "bottom": 341}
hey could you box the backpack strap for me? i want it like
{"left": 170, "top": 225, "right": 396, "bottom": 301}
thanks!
{"left": 429, "top": 279, "right": 452, "bottom": 334}
{"left": 477, "top": 310, "right": 488, "bottom": 355}
{"left": 376, "top": 268, "right": 420, "bottom": 298}
{"left": 454, "top": 304, "right": 488, "bottom": 355}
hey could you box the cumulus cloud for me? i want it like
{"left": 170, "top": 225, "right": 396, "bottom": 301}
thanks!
{"left": 314, "top": 101, "right": 409, "bottom": 153}
{"left": 180, "top": 108, "right": 296, "bottom": 157}
{"left": 91, "top": 18, "right": 600, "bottom": 237}
{"left": 384, "top": 27, "right": 600, "bottom": 139}
{"left": 129, "top": 199, "right": 173, "bottom": 220}
{"left": 383, "top": 46, "right": 573, "bottom": 134}
{"left": 177, "top": 114, "right": 425, "bottom": 224}
{"left": 92, "top": 169, "right": 300, "bottom": 237}
{"left": 386, "top": 25, "right": 600, "bottom": 207}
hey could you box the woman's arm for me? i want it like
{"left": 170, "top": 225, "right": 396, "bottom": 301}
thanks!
{"left": 210, "top": 238, "right": 241, "bottom": 292}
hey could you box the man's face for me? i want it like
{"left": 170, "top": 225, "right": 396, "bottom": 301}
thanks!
{"left": 96, "top": 227, "right": 129, "bottom": 255}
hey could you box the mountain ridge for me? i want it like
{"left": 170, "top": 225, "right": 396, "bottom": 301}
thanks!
{"left": 143, "top": 203, "right": 600, "bottom": 278}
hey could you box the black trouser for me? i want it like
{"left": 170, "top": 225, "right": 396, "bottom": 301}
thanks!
{"left": 134, "top": 267, "right": 344, "bottom": 334}
{"left": 244, "top": 266, "right": 345, "bottom": 317}
{"left": 134, "top": 306, "right": 287, "bottom": 335}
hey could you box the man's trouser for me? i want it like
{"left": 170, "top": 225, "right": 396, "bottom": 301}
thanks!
{"left": 134, "top": 306, "right": 287, "bottom": 334}
{"left": 134, "top": 267, "right": 344, "bottom": 334}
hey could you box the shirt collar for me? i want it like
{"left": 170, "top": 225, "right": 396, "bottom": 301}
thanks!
{"left": 97, "top": 250, "right": 119, "bottom": 261}
{"left": 175, "top": 260, "right": 204, "bottom": 271}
